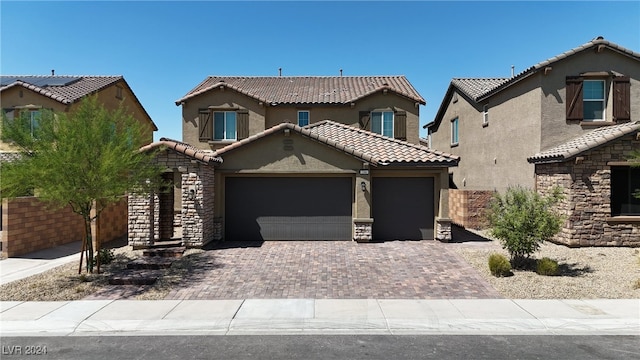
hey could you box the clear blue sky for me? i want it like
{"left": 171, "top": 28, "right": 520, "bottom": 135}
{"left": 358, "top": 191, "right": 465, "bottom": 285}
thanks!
{"left": 2, "top": 1, "right": 639, "bottom": 141}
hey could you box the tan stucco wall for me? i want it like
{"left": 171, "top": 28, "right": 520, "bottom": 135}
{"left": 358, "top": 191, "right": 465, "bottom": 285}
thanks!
{"left": 213, "top": 131, "right": 365, "bottom": 223}
{"left": 430, "top": 81, "right": 541, "bottom": 192}
{"left": 180, "top": 88, "right": 266, "bottom": 150}
{"left": 430, "top": 47, "right": 640, "bottom": 194}
{"left": 540, "top": 49, "right": 640, "bottom": 150}
{"left": 181, "top": 88, "right": 422, "bottom": 150}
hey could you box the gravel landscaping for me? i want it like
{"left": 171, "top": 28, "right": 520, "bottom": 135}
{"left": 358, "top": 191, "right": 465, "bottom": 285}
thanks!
{"left": 1, "top": 237, "right": 639, "bottom": 301}
{"left": 449, "top": 236, "right": 640, "bottom": 299}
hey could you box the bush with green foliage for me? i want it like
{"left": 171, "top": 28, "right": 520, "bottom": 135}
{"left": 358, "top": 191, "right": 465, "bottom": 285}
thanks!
{"left": 92, "top": 248, "right": 115, "bottom": 267}
{"left": 487, "top": 186, "right": 564, "bottom": 269}
{"left": 488, "top": 253, "right": 512, "bottom": 277}
{"left": 536, "top": 257, "right": 560, "bottom": 276}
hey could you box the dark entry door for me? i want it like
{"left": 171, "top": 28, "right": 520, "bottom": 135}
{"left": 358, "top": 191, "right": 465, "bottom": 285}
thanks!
{"left": 225, "top": 177, "right": 352, "bottom": 240}
{"left": 372, "top": 177, "right": 434, "bottom": 240}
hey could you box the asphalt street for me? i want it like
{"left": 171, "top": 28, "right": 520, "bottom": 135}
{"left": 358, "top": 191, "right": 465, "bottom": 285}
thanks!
{"left": 2, "top": 335, "right": 639, "bottom": 360}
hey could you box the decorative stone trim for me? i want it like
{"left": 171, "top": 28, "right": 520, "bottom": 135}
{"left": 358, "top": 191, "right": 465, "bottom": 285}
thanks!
{"left": 436, "top": 218, "right": 452, "bottom": 242}
{"left": 353, "top": 218, "right": 373, "bottom": 242}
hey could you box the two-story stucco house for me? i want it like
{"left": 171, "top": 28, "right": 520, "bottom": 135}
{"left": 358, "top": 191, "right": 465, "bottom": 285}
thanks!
{"left": 0, "top": 74, "right": 158, "bottom": 257}
{"left": 425, "top": 37, "right": 639, "bottom": 246}
{"left": 129, "top": 75, "right": 459, "bottom": 247}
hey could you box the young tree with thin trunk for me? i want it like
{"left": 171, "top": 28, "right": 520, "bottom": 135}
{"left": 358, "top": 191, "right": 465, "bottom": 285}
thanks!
{"left": 1, "top": 96, "right": 163, "bottom": 273}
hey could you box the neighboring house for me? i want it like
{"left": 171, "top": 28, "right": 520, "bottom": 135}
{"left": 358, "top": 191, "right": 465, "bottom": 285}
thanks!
{"left": 426, "top": 37, "right": 640, "bottom": 246}
{"left": 129, "top": 75, "right": 459, "bottom": 247}
{"left": 0, "top": 74, "right": 158, "bottom": 257}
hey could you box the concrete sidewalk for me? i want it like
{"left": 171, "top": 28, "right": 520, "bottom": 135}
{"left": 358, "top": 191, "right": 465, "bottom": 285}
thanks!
{"left": 0, "top": 241, "right": 81, "bottom": 286}
{"left": 1, "top": 299, "right": 638, "bottom": 336}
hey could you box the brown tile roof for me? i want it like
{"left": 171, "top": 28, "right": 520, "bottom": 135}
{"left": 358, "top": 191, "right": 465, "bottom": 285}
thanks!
{"left": 213, "top": 121, "right": 459, "bottom": 167}
{"left": 175, "top": 76, "right": 426, "bottom": 106}
{"left": 1, "top": 75, "right": 158, "bottom": 131}
{"left": 527, "top": 121, "right": 640, "bottom": 164}
{"left": 451, "top": 78, "right": 510, "bottom": 102}
{"left": 140, "top": 138, "right": 222, "bottom": 164}
{"left": 458, "top": 37, "right": 640, "bottom": 103}
{"left": 1, "top": 75, "right": 123, "bottom": 104}
{"left": 426, "top": 37, "right": 640, "bottom": 130}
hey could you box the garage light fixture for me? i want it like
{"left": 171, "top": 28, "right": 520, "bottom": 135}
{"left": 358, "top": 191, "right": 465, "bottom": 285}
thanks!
{"left": 361, "top": 181, "right": 366, "bottom": 192}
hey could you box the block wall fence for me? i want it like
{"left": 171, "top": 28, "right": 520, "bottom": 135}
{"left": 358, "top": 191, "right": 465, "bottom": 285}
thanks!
{"left": 1, "top": 197, "right": 127, "bottom": 258}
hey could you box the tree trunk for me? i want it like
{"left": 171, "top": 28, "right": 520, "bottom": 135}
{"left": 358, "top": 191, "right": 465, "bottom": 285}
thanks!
{"left": 83, "top": 216, "right": 94, "bottom": 273}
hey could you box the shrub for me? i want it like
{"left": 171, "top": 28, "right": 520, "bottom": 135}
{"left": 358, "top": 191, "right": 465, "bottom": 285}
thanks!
{"left": 488, "top": 253, "right": 512, "bottom": 277}
{"left": 487, "top": 186, "right": 564, "bottom": 269}
{"left": 632, "top": 279, "right": 640, "bottom": 290}
{"left": 536, "top": 257, "right": 560, "bottom": 276}
{"left": 92, "top": 248, "right": 115, "bottom": 267}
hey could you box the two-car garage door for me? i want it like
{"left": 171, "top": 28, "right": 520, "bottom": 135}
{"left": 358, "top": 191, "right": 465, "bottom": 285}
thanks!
{"left": 225, "top": 177, "right": 352, "bottom": 241}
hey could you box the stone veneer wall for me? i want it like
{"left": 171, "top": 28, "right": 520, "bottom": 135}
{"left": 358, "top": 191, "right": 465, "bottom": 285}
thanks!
{"left": 535, "top": 134, "right": 640, "bottom": 247}
{"left": 449, "top": 189, "right": 493, "bottom": 229}
{"left": 128, "top": 150, "right": 216, "bottom": 248}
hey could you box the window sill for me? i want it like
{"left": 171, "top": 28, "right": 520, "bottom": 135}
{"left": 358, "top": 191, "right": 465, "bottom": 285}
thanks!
{"left": 606, "top": 216, "right": 640, "bottom": 224}
{"left": 580, "top": 121, "right": 615, "bottom": 128}
{"left": 208, "top": 140, "right": 237, "bottom": 145}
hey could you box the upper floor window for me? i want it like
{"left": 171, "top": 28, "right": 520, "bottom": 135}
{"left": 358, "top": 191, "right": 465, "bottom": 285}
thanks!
{"left": 214, "top": 111, "right": 237, "bottom": 140}
{"left": 199, "top": 109, "right": 248, "bottom": 142}
{"left": 611, "top": 166, "right": 640, "bottom": 216}
{"left": 451, "top": 117, "right": 459, "bottom": 146}
{"left": 115, "top": 85, "right": 123, "bottom": 100}
{"left": 482, "top": 104, "right": 489, "bottom": 126}
{"left": 566, "top": 75, "right": 630, "bottom": 123}
{"left": 583, "top": 80, "right": 605, "bottom": 121}
{"left": 371, "top": 111, "right": 393, "bottom": 138}
{"left": 297, "top": 111, "right": 309, "bottom": 127}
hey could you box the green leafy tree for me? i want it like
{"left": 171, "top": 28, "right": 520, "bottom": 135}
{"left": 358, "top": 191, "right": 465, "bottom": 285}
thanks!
{"left": 1, "top": 96, "right": 163, "bottom": 273}
{"left": 487, "top": 186, "right": 564, "bottom": 269}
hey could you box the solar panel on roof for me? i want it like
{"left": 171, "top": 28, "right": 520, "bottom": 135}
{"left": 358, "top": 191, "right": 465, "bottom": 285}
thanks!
{"left": 0, "top": 77, "right": 21, "bottom": 86}
{"left": 0, "top": 76, "right": 82, "bottom": 87}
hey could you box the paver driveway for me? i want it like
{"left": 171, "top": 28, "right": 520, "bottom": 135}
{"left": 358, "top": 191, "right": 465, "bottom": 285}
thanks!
{"left": 162, "top": 239, "right": 502, "bottom": 300}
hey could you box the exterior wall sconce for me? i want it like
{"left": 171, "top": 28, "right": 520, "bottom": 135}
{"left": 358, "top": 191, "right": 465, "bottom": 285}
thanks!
{"left": 188, "top": 188, "right": 196, "bottom": 200}
{"left": 361, "top": 181, "right": 367, "bottom": 192}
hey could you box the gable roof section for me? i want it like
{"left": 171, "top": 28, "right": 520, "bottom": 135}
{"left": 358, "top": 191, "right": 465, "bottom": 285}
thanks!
{"left": 425, "top": 37, "right": 640, "bottom": 129}
{"left": 213, "top": 121, "right": 459, "bottom": 167}
{"left": 140, "top": 138, "right": 222, "bottom": 164}
{"left": 0, "top": 75, "right": 158, "bottom": 131}
{"left": 528, "top": 121, "right": 640, "bottom": 164}
{"left": 1, "top": 75, "right": 122, "bottom": 104}
{"left": 175, "top": 76, "right": 426, "bottom": 106}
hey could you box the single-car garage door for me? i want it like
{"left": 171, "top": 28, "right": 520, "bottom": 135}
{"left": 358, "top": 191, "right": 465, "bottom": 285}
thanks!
{"left": 225, "top": 177, "right": 352, "bottom": 241}
{"left": 372, "top": 177, "right": 434, "bottom": 240}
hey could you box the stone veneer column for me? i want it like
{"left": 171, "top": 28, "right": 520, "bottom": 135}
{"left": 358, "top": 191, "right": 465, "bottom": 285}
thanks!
{"left": 127, "top": 191, "right": 155, "bottom": 248}
{"left": 435, "top": 218, "right": 452, "bottom": 242}
{"left": 181, "top": 165, "right": 215, "bottom": 247}
{"left": 353, "top": 218, "right": 373, "bottom": 242}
